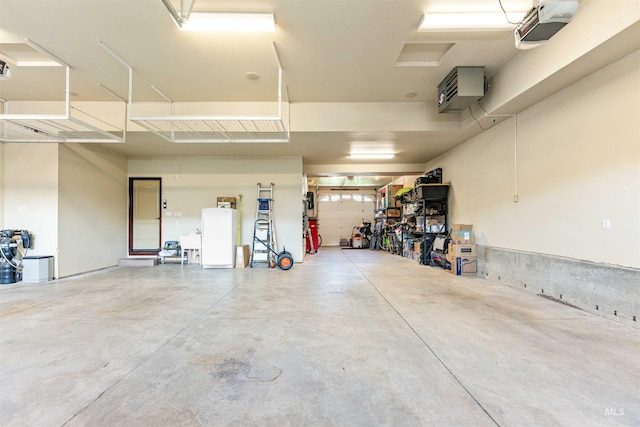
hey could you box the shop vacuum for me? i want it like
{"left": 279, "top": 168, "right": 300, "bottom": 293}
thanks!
{"left": 1, "top": 229, "right": 34, "bottom": 284}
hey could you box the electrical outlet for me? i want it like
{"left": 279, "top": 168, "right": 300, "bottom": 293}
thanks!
{"left": 602, "top": 219, "right": 611, "bottom": 230}
{"left": 165, "top": 212, "right": 172, "bottom": 217}
{"left": 174, "top": 212, "right": 182, "bottom": 217}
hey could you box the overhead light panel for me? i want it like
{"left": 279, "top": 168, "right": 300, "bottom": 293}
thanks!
{"left": 180, "top": 13, "right": 276, "bottom": 32}
{"left": 418, "top": 12, "right": 526, "bottom": 31}
{"left": 349, "top": 153, "right": 395, "bottom": 160}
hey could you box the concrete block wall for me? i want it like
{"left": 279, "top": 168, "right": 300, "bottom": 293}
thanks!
{"left": 477, "top": 246, "right": 639, "bottom": 327}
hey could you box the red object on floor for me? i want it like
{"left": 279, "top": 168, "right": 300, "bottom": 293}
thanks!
{"left": 306, "top": 219, "right": 319, "bottom": 253}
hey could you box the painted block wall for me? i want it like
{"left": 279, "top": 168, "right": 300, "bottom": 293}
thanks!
{"left": 425, "top": 50, "right": 640, "bottom": 269}
{"left": 58, "top": 144, "right": 128, "bottom": 277}
{"left": 127, "top": 156, "right": 304, "bottom": 263}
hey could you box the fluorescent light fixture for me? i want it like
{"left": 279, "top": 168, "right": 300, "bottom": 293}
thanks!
{"left": 349, "top": 153, "right": 395, "bottom": 160}
{"left": 180, "top": 13, "right": 276, "bottom": 32}
{"left": 418, "top": 12, "right": 526, "bottom": 31}
{"left": 16, "top": 60, "right": 62, "bottom": 67}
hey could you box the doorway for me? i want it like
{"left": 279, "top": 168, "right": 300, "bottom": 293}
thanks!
{"left": 317, "top": 190, "right": 376, "bottom": 245}
{"left": 128, "top": 178, "right": 162, "bottom": 255}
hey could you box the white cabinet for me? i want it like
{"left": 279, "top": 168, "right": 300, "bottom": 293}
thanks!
{"left": 201, "top": 208, "right": 237, "bottom": 268}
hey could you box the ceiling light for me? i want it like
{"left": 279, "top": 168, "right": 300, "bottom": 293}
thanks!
{"left": 16, "top": 60, "right": 61, "bottom": 67}
{"left": 349, "top": 153, "right": 395, "bottom": 160}
{"left": 180, "top": 13, "right": 276, "bottom": 32}
{"left": 418, "top": 12, "right": 526, "bottom": 31}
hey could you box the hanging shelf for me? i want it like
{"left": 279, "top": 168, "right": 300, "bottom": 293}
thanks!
{"left": 103, "top": 39, "right": 290, "bottom": 144}
{"left": 0, "top": 40, "right": 127, "bottom": 143}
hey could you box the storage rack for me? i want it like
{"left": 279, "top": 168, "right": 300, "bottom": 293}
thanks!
{"left": 122, "top": 41, "right": 290, "bottom": 144}
{"left": 0, "top": 39, "right": 127, "bottom": 143}
{"left": 401, "top": 184, "right": 448, "bottom": 265}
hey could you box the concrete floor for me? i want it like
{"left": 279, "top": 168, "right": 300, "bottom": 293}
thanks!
{"left": 0, "top": 248, "right": 638, "bottom": 427}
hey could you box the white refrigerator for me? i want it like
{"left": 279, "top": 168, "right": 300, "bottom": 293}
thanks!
{"left": 201, "top": 208, "right": 238, "bottom": 268}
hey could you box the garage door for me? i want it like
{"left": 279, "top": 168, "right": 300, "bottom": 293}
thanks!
{"left": 317, "top": 191, "right": 376, "bottom": 246}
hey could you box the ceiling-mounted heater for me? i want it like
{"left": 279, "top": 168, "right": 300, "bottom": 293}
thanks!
{"left": 515, "top": 0, "right": 579, "bottom": 49}
{"left": 437, "top": 66, "right": 486, "bottom": 113}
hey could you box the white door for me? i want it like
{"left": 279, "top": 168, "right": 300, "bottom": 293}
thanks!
{"left": 130, "top": 178, "right": 161, "bottom": 253}
{"left": 318, "top": 191, "right": 376, "bottom": 245}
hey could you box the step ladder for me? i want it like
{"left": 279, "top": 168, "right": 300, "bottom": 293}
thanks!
{"left": 250, "top": 183, "right": 278, "bottom": 267}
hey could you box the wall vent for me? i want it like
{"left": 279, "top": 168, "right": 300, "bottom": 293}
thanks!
{"left": 437, "top": 66, "right": 486, "bottom": 113}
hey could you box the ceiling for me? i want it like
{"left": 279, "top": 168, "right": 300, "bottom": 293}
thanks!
{"left": 0, "top": 0, "right": 635, "bottom": 178}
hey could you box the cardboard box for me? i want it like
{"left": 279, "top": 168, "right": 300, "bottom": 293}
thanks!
{"left": 451, "top": 224, "right": 474, "bottom": 244}
{"left": 445, "top": 253, "right": 455, "bottom": 272}
{"left": 446, "top": 254, "right": 477, "bottom": 276}
{"left": 217, "top": 197, "right": 237, "bottom": 209}
{"left": 448, "top": 242, "right": 477, "bottom": 257}
{"left": 235, "top": 245, "right": 250, "bottom": 268}
{"left": 385, "top": 185, "right": 403, "bottom": 207}
{"left": 386, "top": 208, "right": 401, "bottom": 217}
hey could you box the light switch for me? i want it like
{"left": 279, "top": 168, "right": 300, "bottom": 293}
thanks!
{"left": 602, "top": 219, "right": 611, "bottom": 230}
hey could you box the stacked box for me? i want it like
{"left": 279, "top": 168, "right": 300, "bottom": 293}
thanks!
{"left": 451, "top": 224, "right": 473, "bottom": 244}
{"left": 386, "top": 208, "right": 401, "bottom": 217}
{"left": 445, "top": 255, "right": 477, "bottom": 275}
{"left": 386, "top": 185, "right": 403, "bottom": 207}
{"left": 446, "top": 226, "right": 476, "bottom": 275}
{"left": 446, "top": 238, "right": 477, "bottom": 276}
{"left": 448, "top": 242, "right": 476, "bottom": 256}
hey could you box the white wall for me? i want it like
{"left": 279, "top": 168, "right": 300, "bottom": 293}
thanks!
{"left": 425, "top": 51, "right": 640, "bottom": 269}
{"left": 2, "top": 143, "right": 128, "bottom": 278}
{"left": 0, "top": 143, "right": 4, "bottom": 227}
{"left": 3, "top": 143, "right": 59, "bottom": 271}
{"left": 58, "top": 144, "right": 128, "bottom": 277}
{"left": 128, "top": 156, "right": 305, "bottom": 262}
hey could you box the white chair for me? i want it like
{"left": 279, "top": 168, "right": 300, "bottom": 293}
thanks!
{"left": 158, "top": 241, "right": 182, "bottom": 264}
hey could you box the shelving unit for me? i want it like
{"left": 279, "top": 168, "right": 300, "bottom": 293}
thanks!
{"left": 401, "top": 185, "right": 448, "bottom": 264}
